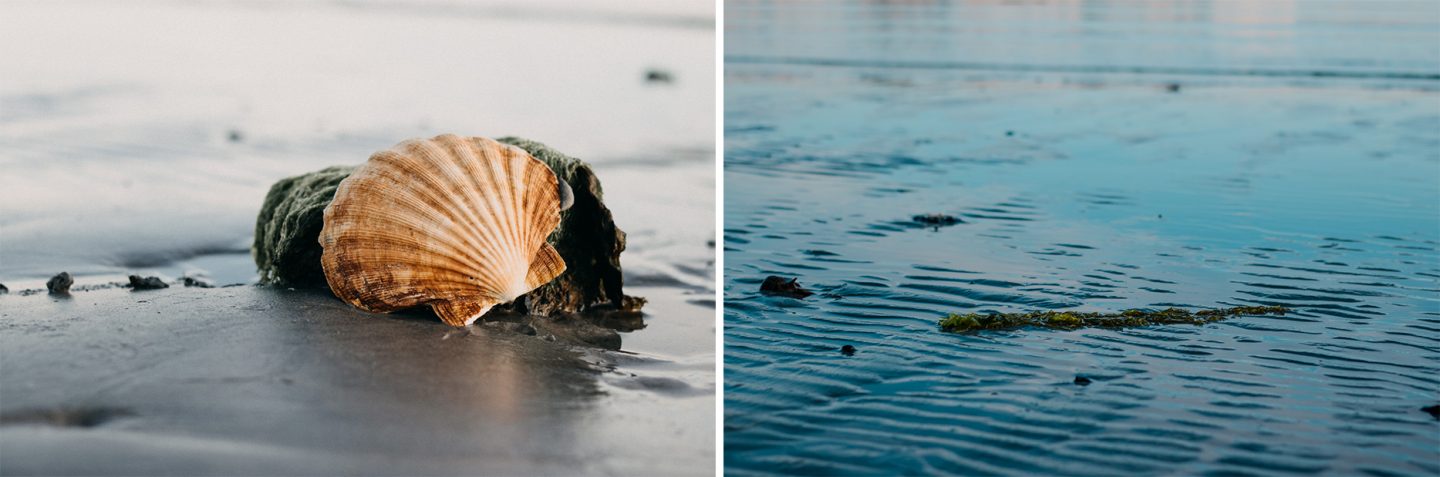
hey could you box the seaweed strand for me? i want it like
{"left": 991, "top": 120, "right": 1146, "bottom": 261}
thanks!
{"left": 938, "top": 306, "right": 1289, "bottom": 333}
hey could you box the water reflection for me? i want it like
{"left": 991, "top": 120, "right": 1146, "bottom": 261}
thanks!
{"left": 727, "top": 0, "right": 1436, "bottom": 75}
{"left": 724, "top": 1, "right": 1439, "bottom": 475}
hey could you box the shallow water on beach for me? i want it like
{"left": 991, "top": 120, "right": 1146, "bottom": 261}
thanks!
{"left": 0, "top": 1, "right": 715, "bottom": 474}
{"left": 723, "top": 1, "right": 1440, "bottom": 475}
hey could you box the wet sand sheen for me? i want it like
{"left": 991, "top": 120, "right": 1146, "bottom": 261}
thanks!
{"left": 0, "top": 1, "right": 716, "bottom": 474}
{"left": 0, "top": 287, "right": 710, "bottom": 476}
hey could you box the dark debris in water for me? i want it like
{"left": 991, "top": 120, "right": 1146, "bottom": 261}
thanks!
{"left": 46, "top": 272, "right": 73, "bottom": 295}
{"left": 912, "top": 213, "right": 963, "bottom": 227}
{"left": 1423, "top": 405, "right": 1440, "bottom": 420}
{"left": 128, "top": 275, "right": 169, "bottom": 290}
{"left": 1073, "top": 376, "right": 1092, "bottom": 386}
{"left": 760, "top": 275, "right": 813, "bottom": 298}
{"left": 840, "top": 345, "right": 856, "bottom": 356}
{"left": 938, "top": 306, "right": 1290, "bottom": 333}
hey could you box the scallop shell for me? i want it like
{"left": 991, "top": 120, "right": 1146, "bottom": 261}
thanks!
{"left": 319, "top": 134, "right": 567, "bottom": 326}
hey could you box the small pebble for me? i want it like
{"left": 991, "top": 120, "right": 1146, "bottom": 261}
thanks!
{"left": 182, "top": 276, "right": 215, "bottom": 288}
{"left": 1423, "top": 404, "right": 1440, "bottom": 420}
{"left": 760, "top": 276, "right": 813, "bottom": 298}
{"left": 1005, "top": 130, "right": 1014, "bottom": 137}
{"left": 0, "top": 283, "right": 8, "bottom": 295}
{"left": 644, "top": 69, "right": 674, "bottom": 84}
{"left": 46, "top": 272, "right": 73, "bottom": 295}
{"left": 1165, "top": 83, "right": 1181, "bottom": 93}
{"left": 840, "top": 345, "right": 856, "bottom": 356}
{"left": 1073, "top": 376, "right": 1093, "bottom": 386}
{"left": 227, "top": 129, "right": 244, "bottom": 142}
{"left": 128, "top": 275, "right": 169, "bottom": 290}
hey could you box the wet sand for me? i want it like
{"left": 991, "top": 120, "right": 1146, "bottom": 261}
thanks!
{"left": 0, "top": 0, "right": 715, "bottom": 474}
{"left": 1, "top": 286, "right": 710, "bottom": 476}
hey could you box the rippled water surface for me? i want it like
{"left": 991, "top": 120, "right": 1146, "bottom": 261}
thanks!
{"left": 723, "top": 1, "right": 1440, "bottom": 475}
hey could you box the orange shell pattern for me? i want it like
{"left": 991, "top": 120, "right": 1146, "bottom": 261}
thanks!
{"left": 319, "top": 134, "right": 567, "bottom": 326}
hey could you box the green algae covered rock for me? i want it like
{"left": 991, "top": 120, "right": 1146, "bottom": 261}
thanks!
{"left": 938, "top": 306, "right": 1288, "bottom": 333}
{"left": 253, "top": 165, "right": 355, "bottom": 287}
{"left": 251, "top": 137, "right": 642, "bottom": 317}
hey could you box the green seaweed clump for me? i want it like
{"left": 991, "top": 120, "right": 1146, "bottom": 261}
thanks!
{"left": 938, "top": 306, "right": 1288, "bottom": 333}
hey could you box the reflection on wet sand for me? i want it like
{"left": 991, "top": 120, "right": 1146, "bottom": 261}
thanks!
{"left": 0, "top": 0, "right": 716, "bottom": 474}
{"left": 0, "top": 287, "right": 615, "bottom": 474}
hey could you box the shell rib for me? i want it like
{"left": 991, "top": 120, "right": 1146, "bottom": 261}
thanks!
{"left": 319, "top": 134, "right": 567, "bottom": 326}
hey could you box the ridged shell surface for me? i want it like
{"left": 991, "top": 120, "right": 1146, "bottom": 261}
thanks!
{"left": 319, "top": 134, "right": 567, "bottom": 326}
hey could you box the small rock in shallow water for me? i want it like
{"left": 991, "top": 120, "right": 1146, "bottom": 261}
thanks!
{"left": 840, "top": 345, "right": 856, "bottom": 356}
{"left": 46, "top": 272, "right": 73, "bottom": 295}
{"left": 128, "top": 275, "right": 169, "bottom": 290}
{"left": 760, "top": 276, "right": 813, "bottom": 298}
{"left": 1423, "top": 404, "right": 1440, "bottom": 420}
{"left": 912, "top": 214, "right": 962, "bottom": 226}
{"left": 1165, "top": 83, "right": 1182, "bottom": 93}
{"left": 1073, "top": 376, "right": 1093, "bottom": 386}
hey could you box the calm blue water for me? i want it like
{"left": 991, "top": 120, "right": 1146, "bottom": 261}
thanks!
{"left": 723, "top": 1, "right": 1440, "bottom": 475}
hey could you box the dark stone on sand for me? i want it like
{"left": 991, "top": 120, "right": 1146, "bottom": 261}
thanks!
{"left": 1073, "top": 376, "right": 1092, "bottom": 386}
{"left": 128, "top": 275, "right": 169, "bottom": 290}
{"left": 182, "top": 275, "right": 215, "bottom": 288}
{"left": 840, "top": 345, "right": 856, "bottom": 356}
{"left": 46, "top": 272, "right": 72, "bottom": 295}
{"left": 584, "top": 300, "right": 648, "bottom": 332}
{"left": 251, "top": 137, "right": 641, "bottom": 321}
{"left": 644, "top": 69, "right": 674, "bottom": 83}
{"left": 1423, "top": 404, "right": 1440, "bottom": 420}
{"left": 760, "top": 276, "right": 813, "bottom": 298}
{"left": 0, "top": 283, "right": 7, "bottom": 295}
{"left": 912, "top": 213, "right": 962, "bottom": 226}
{"left": 0, "top": 407, "right": 134, "bottom": 428}
{"left": 227, "top": 129, "right": 244, "bottom": 142}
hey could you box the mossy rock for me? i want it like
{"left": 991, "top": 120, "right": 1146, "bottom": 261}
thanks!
{"left": 253, "top": 165, "right": 355, "bottom": 287}
{"left": 251, "top": 137, "right": 642, "bottom": 317}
